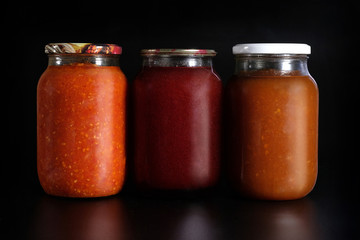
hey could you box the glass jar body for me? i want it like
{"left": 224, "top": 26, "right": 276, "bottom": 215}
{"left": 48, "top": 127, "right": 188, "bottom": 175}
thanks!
{"left": 37, "top": 54, "right": 127, "bottom": 198}
{"left": 133, "top": 53, "right": 222, "bottom": 191}
{"left": 226, "top": 55, "right": 318, "bottom": 200}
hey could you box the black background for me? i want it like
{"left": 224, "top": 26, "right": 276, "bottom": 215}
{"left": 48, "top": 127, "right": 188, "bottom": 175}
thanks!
{"left": 2, "top": 0, "right": 359, "bottom": 239}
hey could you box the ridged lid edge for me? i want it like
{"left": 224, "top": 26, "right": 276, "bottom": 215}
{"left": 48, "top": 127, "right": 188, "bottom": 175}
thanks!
{"left": 45, "top": 43, "right": 122, "bottom": 55}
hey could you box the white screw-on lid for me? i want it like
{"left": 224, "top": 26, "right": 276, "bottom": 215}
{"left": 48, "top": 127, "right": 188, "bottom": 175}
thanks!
{"left": 232, "top": 43, "right": 311, "bottom": 55}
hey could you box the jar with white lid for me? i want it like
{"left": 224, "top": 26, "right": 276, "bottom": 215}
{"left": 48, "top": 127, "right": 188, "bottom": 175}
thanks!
{"left": 226, "top": 43, "right": 319, "bottom": 200}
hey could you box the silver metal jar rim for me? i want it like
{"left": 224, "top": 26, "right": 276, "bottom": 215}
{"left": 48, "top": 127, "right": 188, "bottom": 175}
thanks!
{"left": 140, "top": 49, "right": 217, "bottom": 57}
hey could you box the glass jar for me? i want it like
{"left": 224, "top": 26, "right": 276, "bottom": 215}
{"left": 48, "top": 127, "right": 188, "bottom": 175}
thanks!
{"left": 37, "top": 43, "right": 127, "bottom": 198}
{"left": 226, "top": 43, "right": 318, "bottom": 200}
{"left": 133, "top": 49, "right": 222, "bottom": 191}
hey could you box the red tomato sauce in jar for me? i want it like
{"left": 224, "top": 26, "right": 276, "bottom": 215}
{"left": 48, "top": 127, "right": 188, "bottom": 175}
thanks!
{"left": 226, "top": 44, "right": 318, "bottom": 200}
{"left": 37, "top": 43, "right": 127, "bottom": 198}
{"left": 133, "top": 49, "right": 222, "bottom": 191}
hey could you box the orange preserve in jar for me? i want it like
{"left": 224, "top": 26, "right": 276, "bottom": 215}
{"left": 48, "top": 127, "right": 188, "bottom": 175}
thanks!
{"left": 226, "top": 44, "right": 318, "bottom": 200}
{"left": 37, "top": 43, "right": 127, "bottom": 197}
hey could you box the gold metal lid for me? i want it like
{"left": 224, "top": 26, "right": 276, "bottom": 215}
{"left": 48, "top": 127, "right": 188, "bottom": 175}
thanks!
{"left": 45, "top": 43, "right": 122, "bottom": 55}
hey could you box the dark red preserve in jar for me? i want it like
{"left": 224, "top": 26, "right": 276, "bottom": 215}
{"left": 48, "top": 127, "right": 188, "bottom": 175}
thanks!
{"left": 133, "top": 49, "right": 222, "bottom": 191}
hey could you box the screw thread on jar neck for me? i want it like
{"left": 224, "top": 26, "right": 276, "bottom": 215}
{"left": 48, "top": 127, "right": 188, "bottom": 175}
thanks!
{"left": 234, "top": 54, "right": 310, "bottom": 76}
{"left": 48, "top": 54, "right": 120, "bottom": 67}
{"left": 142, "top": 55, "right": 214, "bottom": 68}
{"left": 140, "top": 49, "right": 216, "bottom": 68}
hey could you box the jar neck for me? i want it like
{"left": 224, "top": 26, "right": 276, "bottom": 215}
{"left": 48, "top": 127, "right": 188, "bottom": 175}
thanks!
{"left": 234, "top": 54, "right": 310, "bottom": 76}
{"left": 142, "top": 56, "right": 214, "bottom": 68}
{"left": 48, "top": 54, "right": 120, "bottom": 66}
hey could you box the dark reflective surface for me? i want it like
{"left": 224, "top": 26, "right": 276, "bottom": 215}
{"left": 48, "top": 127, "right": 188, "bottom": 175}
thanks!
{"left": 125, "top": 196, "right": 222, "bottom": 240}
{"left": 2, "top": 189, "right": 357, "bottom": 240}
{"left": 223, "top": 198, "right": 321, "bottom": 240}
{"left": 28, "top": 196, "right": 130, "bottom": 240}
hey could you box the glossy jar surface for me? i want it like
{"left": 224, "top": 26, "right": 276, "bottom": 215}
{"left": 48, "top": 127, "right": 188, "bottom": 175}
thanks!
{"left": 133, "top": 49, "right": 222, "bottom": 191}
{"left": 226, "top": 44, "right": 318, "bottom": 200}
{"left": 37, "top": 43, "right": 127, "bottom": 197}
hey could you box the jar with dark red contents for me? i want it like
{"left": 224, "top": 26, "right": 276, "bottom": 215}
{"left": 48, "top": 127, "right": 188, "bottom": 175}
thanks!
{"left": 133, "top": 49, "right": 222, "bottom": 192}
{"left": 225, "top": 43, "right": 318, "bottom": 200}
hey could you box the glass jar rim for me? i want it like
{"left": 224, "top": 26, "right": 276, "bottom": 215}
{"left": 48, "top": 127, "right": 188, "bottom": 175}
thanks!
{"left": 45, "top": 43, "right": 122, "bottom": 55}
{"left": 141, "top": 49, "right": 217, "bottom": 57}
